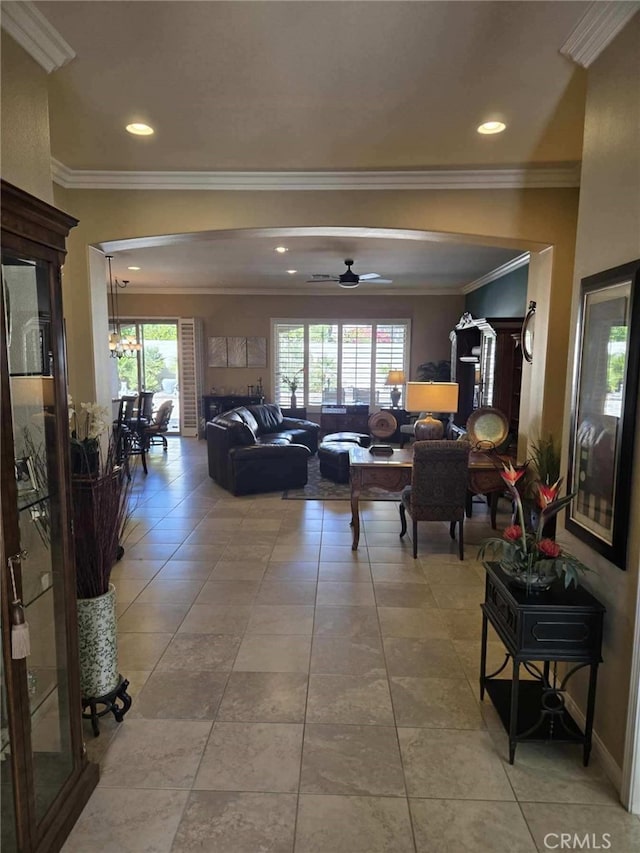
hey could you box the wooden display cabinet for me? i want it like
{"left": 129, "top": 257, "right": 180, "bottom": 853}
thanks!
{"left": 1, "top": 181, "right": 99, "bottom": 852}
{"left": 450, "top": 315, "right": 523, "bottom": 439}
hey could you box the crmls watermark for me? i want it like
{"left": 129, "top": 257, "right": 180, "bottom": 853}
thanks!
{"left": 543, "top": 834, "right": 612, "bottom": 850}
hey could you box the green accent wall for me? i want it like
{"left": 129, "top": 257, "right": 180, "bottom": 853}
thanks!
{"left": 465, "top": 265, "right": 528, "bottom": 318}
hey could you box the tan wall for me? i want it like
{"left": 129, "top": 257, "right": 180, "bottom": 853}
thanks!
{"left": 559, "top": 16, "right": 640, "bottom": 773}
{"left": 1, "top": 33, "right": 53, "bottom": 203}
{"left": 117, "top": 291, "right": 464, "bottom": 401}
{"left": 53, "top": 185, "right": 579, "bottom": 435}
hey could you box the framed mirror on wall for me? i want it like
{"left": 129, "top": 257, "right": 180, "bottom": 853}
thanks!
{"left": 566, "top": 259, "right": 640, "bottom": 569}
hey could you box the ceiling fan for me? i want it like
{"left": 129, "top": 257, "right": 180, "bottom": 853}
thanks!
{"left": 306, "top": 258, "right": 393, "bottom": 288}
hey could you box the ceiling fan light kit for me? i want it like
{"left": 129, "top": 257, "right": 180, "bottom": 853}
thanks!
{"left": 307, "top": 258, "right": 392, "bottom": 288}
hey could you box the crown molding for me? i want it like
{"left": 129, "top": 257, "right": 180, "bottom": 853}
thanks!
{"left": 1, "top": 1, "right": 75, "bottom": 73}
{"left": 560, "top": 1, "right": 640, "bottom": 68}
{"left": 51, "top": 159, "right": 581, "bottom": 192}
{"left": 461, "top": 253, "right": 531, "bottom": 295}
{"left": 120, "top": 283, "right": 455, "bottom": 297}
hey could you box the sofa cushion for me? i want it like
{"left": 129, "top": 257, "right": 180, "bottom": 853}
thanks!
{"left": 256, "top": 434, "right": 291, "bottom": 445}
{"left": 247, "top": 403, "right": 284, "bottom": 434}
{"left": 213, "top": 411, "right": 256, "bottom": 446}
{"left": 233, "top": 406, "right": 260, "bottom": 435}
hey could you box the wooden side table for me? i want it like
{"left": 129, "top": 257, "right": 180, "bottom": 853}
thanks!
{"left": 480, "top": 563, "right": 605, "bottom": 765}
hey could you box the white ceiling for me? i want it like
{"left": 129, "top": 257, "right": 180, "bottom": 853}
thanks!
{"left": 32, "top": 1, "right": 595, "bottom": 294}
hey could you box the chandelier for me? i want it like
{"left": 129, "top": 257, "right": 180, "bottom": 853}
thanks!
{"left": 107, "top": 255, "right": 141, "bottom": 358}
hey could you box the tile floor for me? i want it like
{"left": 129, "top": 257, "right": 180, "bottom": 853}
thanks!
{"left": 62, "top": 438, "right": 640, "bottom": 853}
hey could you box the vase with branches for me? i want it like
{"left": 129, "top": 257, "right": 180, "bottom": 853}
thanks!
{"left": 280, "top": 368, "right": 303, "bottom": 407}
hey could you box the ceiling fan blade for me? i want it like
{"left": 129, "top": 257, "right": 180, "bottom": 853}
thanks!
{"left": 364, "top": 278, "right": 393, "bottom": 284}
{"left": 306, "top": 277, "right": 338, "bottom": 283}
{"left": 358, "top": 273, "right": 381, "bottom": 280}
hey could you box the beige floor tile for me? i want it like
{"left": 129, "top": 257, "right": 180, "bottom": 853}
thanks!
{"left": 234, "top": 635, "right": 312, "bottom": 672}
{"left": 313, "top": 605, "right": 380, "bottom": 639}
{"left": 318, "top": 562, "right": 373, "bottom": 582}
{"left": 256, "top": 581, "right": 318, "bottom": 605}
{"left": 223, "top": 544, "right": 275, "bottom": 561}
{"left": 154, "top": 560, "right": 215, "bottom": 580}
{"left": 384, "top": 637, "right": 464, "bottom": 678}
{"left": 156, "top": 633, "right": 242, "bottom": 671}
{"left": 520, "top": 802, "right": 640, "bottom": 853}
{"left": 117, "top": 603, "right": 189, "bottom": 633}
{"left": 134, "top": 670, "right": 228, "bottom": 719}
{"left": 264, "top": 561, "right": 319, "bottom": 581}
{"left": 493, "top": 737, "right": 620, "bottom": 805}
{"left": 319, "top": 546, "right": 369, "bottom": 563}
{"left": 306, "top": 674, "right": 394, "bottom": 725}
{"left": 398, "top": 728, "right": 514, "bottom": 800}
{"left": 373, "top": 582, "right": 436, "bottom": 608}
{"left": 444, "top": 608, "right": 485, "bottom": 640}
{"left": 111, "top": 577, "right": 150, "bottom": 605}
{"left": 410, "top": 799, "right": 537, "bottom": 853}
{"left": 295, "top": 794, "right": 415, "bottom": 853}
{"left": 310, "top": 636, "right": 386, "bottom": 677}
{"left": 217, "top": 671, "right": 308, "bottom": 722}
{"left": 367, "top": 546, "right": 415, "bottom": 564}
{"left": 137, "top": 528, "right": 190, "bottom": 545}
{"left": 209, "top": 561, "right": 267, "bottom": 581}
{"left": 194, "top": 579, "right": 260, "bottom": 605}
{"left": 370, "top": 563, "right": 428, "bottom": 584}
{"left": 170, "top": 791, "right": 297, "bottom": 853}
{"left": 61, "top": 787, "right": 188, "bottom": 853}
{"left": 117, "top": 632, "right": 173, "bottom": 670}
{"left": 178, "top": 604, "right": 252, "bottom": 634}
{"left": 429, "top": 582, "right": 485, "bottom": 610}
{"left": 124, "top": 542, "right": 179, "bottom": 562}
{"left": 111, "top": 559, "right": 165, "bottom": 580}
{"left": 378, "top": 606, "right": 448, "bottom": 639}
{"left": 171, "top": 542, "right": 227, "bottom": 562}
{"left": 246, "top": 604, "right": 315, "bottom": 635}
{"left": 390, "top": 676, "right": 485, "bottom": 728}
{"left": 99, "top": 719, "right": 211, "bottom": 789}
{"left": 300, "top": 724, "right": 405, "bottom": 796}
{"left": 136, "top": 578, "right": 205, "bottom": 606}
{"left": 316, "top": 581, "right": 375, "bottom": 606}
{"left": 194, "top": 721, "right": 303, "bottom": 792}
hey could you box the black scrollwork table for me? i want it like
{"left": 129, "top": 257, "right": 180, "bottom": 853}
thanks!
{"left": 480, "top": 563, "right": 605, "bottom": 765}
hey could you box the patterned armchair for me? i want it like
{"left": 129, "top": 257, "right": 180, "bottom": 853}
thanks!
{"left": 399, "top": 440, "right": 470, "bottom": 559}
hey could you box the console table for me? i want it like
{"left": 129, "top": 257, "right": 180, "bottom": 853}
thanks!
{"left": 320, "top": 404, "right": 369, "bottom": 436}
{"left": 202, "top": 394, "right": 264, "bottom": 421}
{"left": 481, "top": 563, "right": 605, "bottom": 765}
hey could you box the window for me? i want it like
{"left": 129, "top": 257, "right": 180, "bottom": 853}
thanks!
{"left": 272, "top": 319, "right": 410, "bottom": 408}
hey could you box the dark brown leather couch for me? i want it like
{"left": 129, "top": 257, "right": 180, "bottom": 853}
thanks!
{"left": 206, "top": 403, "right": 320, "bottom": 495}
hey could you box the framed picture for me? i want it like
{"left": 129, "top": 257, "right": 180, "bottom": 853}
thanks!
{"left": 227, "top": 337, "right": 247, "bottom": 368}
{"left": 208, "top": 337, "right": 227, "bottom": 368}
{"left": 246, "top": 336, "right": 267, "bottom": 368}
{"left": 566, "top": 259, "right": 640, "bottom": 569}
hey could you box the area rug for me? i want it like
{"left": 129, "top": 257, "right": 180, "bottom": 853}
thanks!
{"left": 283, "top": 455, "right": 402, "bottom": 501}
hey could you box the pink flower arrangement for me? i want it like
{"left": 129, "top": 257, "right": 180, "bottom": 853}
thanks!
{"left": 479, "top": 463, "right": 589, "bottom": 590}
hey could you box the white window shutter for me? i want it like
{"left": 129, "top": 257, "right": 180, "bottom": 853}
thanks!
{"left": 178, "top": 318, "right": 204, "bottom": 437}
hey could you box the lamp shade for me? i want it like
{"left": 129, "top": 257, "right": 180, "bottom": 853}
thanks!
{"left": 385, "top": 370, "right": 406, "bottom": 386}
{"left": 405, "top": 381, "right": 459, "bottom": 414}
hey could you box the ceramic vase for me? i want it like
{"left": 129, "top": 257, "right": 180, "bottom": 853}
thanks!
{"left": 290, "top": 393, "right": 297, "bottom": 409}
{"left": 76, "top": 583, "right": 118, "bottom": 698}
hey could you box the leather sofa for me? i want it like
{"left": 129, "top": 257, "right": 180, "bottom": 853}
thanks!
{"left": 206, "top": 403, "right": 320, "bottom": 495}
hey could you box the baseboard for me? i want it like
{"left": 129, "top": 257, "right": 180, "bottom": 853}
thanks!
{"left": 564, "top": 693, "right": 623, "bottom": 795}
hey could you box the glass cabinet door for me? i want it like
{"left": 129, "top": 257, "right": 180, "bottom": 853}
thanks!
{"left": 2, "top": 254, "right": 74, "bottom": 830}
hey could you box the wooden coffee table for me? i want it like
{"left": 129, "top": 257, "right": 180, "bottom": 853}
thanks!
{"left": 348, "top": 445, "right": 524, "bottom": 549}
{"left": 349, "top": 446, "right": 413, "bottom": 549}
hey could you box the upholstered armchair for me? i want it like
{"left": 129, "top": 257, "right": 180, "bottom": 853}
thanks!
{"left": 399, "top": 439, "right": 470, "bottom": 559}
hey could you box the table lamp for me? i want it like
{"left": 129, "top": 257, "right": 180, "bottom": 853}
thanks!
{"left": 385, "top": 370, "right": 406, "bottom": 408}
{"left": 405, "top": 381, "right": 459, "bottom": 440}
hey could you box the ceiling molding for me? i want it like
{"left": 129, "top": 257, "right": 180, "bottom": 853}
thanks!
{"left": 51, "top": 159, "right": 581, "bottom": 191}
{"left": 461, "top": 253, "right": 531, "bottom": 295}
{"left": 560, "top": 1, "right": 640, "bottom": 68}
{"left": 120, "top": 284, "right": 457, "bottom": 297}
{"left": 1, "top": 1, "right": 75, "bottom": 73}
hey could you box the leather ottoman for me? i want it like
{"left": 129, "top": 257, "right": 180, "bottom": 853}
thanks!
{"left": 322, "top": 432, "right": 371, "bottom": 448}
{"left": 318, "top": 441, "right": 358, "bottom": 483}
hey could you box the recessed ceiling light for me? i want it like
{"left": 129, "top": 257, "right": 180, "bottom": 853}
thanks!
{"left": 477, "top": 121, "right": 506, "bottom": 135}
{"left": 275, "top": 246, "right": 288, "bottom": 253}
{"left": 127, "top": 266, "right": 141, "bottom": 271}
{"left": 126, "top": 122, "right": 154, "bottom": 136}
{"left": 287, "top": 269, "right": 297, "bottom": 274}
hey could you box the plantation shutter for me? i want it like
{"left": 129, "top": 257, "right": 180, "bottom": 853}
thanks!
{"left": 275, "top": 324, "right": 304, "bottom": 406}
{"left": 178, "top": 317, "right": 204, "bottom": 436}
{"left": 308, "top": 324, "right": 338, "bottom": 405}
{"left": 341, "top": 324, "right": 373, "bottom": 405}
{"left": 374, "top": 323, "right": 409, "bottom": 406}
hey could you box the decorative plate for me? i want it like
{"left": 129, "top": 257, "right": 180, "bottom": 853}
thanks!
{"left": 368, "top": 411, "right": 398, "bottom": 439}
{"left": 466, "top": 407, "right": 509, "bottom": 449}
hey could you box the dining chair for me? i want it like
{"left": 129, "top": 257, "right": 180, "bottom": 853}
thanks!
{"left": 141, "top": 400, "right": 173, "bottom": 450}
{"left": 399, "top": 439, "right": 471, "bottom": 559}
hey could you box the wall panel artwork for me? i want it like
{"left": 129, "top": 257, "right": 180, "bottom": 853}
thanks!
{"left": 246, "top": 337, "right": 267, "bottom": 368}
{"left": 227, "top": 337, "right": 247, "bottom": 367}
{"left": 208, "top": 337, "right": 227, "bottom": 367}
